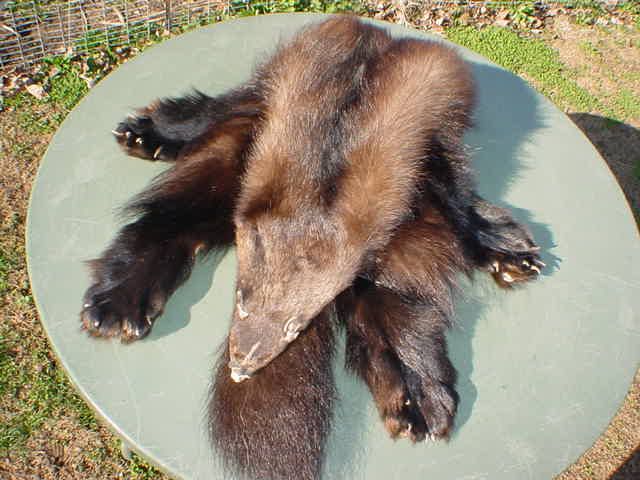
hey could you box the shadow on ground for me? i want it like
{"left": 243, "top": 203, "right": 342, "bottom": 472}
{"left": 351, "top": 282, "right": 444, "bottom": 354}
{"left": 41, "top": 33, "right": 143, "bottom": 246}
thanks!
{"left": 569, "top": 113, "right": 640, "bottom": 218}
{"left": 611, "top": 447, "right": 640, "bottom": 480}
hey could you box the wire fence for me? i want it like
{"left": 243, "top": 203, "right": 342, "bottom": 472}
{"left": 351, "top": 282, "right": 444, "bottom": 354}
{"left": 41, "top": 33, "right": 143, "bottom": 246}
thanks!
{"left": 0, "top": 0, "right": 241, "bottom": 71}
{"left": 0, "top": 0, "right": 625, "bottom": 72}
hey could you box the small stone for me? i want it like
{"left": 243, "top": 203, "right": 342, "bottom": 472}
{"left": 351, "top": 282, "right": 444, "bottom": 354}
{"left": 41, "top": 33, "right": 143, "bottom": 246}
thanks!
{"left": 25, "top": 83, "right": 46, "bottom": 99}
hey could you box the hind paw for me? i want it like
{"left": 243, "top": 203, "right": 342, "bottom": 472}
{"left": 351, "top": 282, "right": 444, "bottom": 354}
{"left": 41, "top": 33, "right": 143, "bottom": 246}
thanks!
{"left": 112, "top": 114, "right": 180, "bottom": 161}
{"left": 379, "top": 381, "right": 457, "bottom": 443}
{"left": 488, "top": 251, "right": 545, "bottom": 288}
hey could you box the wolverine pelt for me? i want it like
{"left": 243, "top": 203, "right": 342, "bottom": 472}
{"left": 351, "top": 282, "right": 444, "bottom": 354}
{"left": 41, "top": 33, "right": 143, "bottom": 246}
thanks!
{"left": 80, "top": 16, "right": 544, "bottom": 480}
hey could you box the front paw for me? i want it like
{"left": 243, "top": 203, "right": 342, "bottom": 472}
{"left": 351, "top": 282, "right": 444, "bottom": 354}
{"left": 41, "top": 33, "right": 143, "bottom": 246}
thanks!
{"left": 80, "top": 283, "right": 166, "bottom": 342}
{"left": 488, "top": 250, "right": 545, "bottom": 288}
{"left": 112, "top": 114, "right": 180, "bottom": 161}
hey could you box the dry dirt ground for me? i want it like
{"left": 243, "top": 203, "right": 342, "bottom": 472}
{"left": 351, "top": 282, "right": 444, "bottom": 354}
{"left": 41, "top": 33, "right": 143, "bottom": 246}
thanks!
{"left": 0, "top": 3, "right": 638, "bottom": 480}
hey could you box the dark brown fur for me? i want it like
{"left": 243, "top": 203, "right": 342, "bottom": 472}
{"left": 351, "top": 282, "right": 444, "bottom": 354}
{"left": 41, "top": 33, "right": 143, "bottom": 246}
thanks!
{"left": 210, "top": 307, "right": 336, "bottom": 480}
{"left": 81, "top": 15, "right": 544, "bottom": 480}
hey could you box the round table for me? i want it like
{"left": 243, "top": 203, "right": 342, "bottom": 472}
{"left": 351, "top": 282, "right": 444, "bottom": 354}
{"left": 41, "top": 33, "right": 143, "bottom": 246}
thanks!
{"left": 27, "top": 13, "right": 640, "bottom": 480}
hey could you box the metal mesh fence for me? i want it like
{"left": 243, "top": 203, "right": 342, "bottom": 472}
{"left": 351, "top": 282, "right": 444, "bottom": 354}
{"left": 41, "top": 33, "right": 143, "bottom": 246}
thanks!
{"left": 0, "top": 1, "right": 624, "bottom": 72}
{"left": 0, "top": 0, "right": 238, "bottom": 71}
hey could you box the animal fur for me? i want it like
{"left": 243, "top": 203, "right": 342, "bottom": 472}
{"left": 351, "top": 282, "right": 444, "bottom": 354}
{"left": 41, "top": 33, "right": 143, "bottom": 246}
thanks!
{"left": 80, "top": 15, "right": 543, "bottom": 480}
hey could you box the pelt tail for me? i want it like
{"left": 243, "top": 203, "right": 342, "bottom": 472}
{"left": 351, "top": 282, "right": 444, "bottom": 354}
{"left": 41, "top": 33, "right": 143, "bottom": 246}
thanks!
{"left": 208, "top": 307, "right": 337, "bottom": 480}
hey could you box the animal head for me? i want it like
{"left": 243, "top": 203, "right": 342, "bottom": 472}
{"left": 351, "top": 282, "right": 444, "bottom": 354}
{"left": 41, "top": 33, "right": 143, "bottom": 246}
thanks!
{"left": 228, "top": 201, "right": 354, "bottom": 382}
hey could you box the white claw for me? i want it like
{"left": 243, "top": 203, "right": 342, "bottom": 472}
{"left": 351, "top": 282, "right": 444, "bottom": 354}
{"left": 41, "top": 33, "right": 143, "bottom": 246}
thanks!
{"left": 135, "top": 137, "right": 143, "bottom": 145}
{"left": 283, "top": 317, "right": 301, "bottom": 342}
{"left": 406, "top": 423, "right": 413, "bottom": 433}
{"left": 429, "top": 433, "right": 437, "bottom": 442}
{"left": 153, "top": 145, "right": 164, "bottom": 159}
{"left": 146, "top": 315, "right": 153, "bottom": 326}
{"left": 522, "top": 259, "right": 530, "bottom": 267}
{"left": 530, "top": 265, "right": 541, "bottom": 274}
{"left": 230, "top": 369, "right": 250, "bottom": 383}
{"left": 125, "top": 131, "right": 132, "bottom": 139}
{"left": 492, "top": 261, "right": 500, "bottom": 273}
{"left": 236, "top": 290, "right": 249, "bottom": 319}
{"left": 245, "top": 342, "right": 261, "bottom": 361}
{"left": 537, "top": 260, "right": 547, "bottom": 268}
{"left": 111, "top": 130, "right": 125, "bottom": 137}
{"left": 502, "top": 272, "right": 514, "bottom": 283}
{"left": 405, "top": 399, "right": 411, "bottom": 406}
{"left": 83, "top": 303, "right": 91, "bottom": 309}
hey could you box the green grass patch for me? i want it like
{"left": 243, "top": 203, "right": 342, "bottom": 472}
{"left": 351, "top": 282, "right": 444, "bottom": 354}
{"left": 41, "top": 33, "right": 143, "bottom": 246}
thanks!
{"left": 610, "top": 89, "right": 640, "bottom": 122}
{"left": 570, "top": 0, "right": 606, "bottom": 26}
{"left": 0, "top": 251, "right": 14, "bottom": 298}
{"left": 0, "top": 234, "right": 97, "bottom": 454}
{"left": 446, "top": 25, "right": 609, "bottom": 116}
{"left": 0, "top": 320, "right": 97, "bottom": 453}
{"left": 129, "top": 453, "right": 164, "bottom": 480}
{"left": 228, "top": 0, "right": 361, "bottom": 16}
{"left": 43, "top": 57, "right": 89, "bottom": 112}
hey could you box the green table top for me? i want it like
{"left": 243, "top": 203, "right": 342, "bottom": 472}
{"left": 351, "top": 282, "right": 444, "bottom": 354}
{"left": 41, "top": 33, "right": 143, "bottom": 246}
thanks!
{"left": 27, "top": 13, "right": 640, "bottom": 480}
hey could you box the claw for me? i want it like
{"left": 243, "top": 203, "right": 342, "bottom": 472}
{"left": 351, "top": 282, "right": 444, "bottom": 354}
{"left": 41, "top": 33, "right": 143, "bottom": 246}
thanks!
{"left": 491, "top": 260, "right": 500, "bottom": 273}
{"left": 125, "top": 131, "right": 132, "bottom": 139}
{"left": 530, "top": 265, "right": 541, "bottom": 274}
{"left": 404, "top": 399, "right": 411, "bottom": 406}
{"left": 502, "top": 272, "right": 514, "bottom": 283}
{"left": 153, "top": 145, "right": 164, "bottom": 160}
{"left": 522, "top": 259, "right": 530, "bottom": 267}
{"left": 135, "top": 137, "right": 143, "bottom": 145}
{"left": 111, "top": 130, "right": 125, "bottom": 137}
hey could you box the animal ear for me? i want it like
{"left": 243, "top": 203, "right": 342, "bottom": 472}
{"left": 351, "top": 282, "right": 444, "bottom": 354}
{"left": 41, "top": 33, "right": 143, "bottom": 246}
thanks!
{"left": 240, "top": 184, "right": 280, "bottom": 220}
{"left": 239, "top": 178, "right": 298, "bottom": 220}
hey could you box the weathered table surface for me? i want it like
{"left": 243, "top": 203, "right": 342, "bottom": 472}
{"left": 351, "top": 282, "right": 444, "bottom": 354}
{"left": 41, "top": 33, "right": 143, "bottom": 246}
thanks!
{"left": 27, "top": 13, "right": 640, "bottom": 480}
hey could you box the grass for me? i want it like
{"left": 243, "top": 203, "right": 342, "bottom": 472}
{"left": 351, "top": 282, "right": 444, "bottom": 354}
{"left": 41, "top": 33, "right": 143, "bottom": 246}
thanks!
{"left": 446, "top": 24, "right": 640, "bottom": 126}
{"left": 44, "top": 57, "right": 89, "bottom": 111}
{"left": 611, "top": 89, "right": 640, "bottom": 121}
{"left": 446, "top": 25, "right": 607, "bottom": 115}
